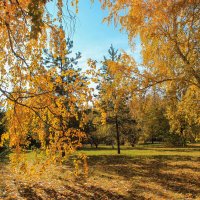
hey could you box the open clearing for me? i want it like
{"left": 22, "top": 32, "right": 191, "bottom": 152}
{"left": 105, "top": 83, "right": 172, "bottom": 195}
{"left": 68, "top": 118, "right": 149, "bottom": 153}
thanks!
{"left": 0, "top": 144, "right": 200, "bottom": 200}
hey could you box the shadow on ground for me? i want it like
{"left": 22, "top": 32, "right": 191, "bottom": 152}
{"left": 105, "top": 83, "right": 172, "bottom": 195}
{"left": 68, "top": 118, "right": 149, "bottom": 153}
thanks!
{"left": 1, "top": 147, "right": 200, "bottom": 200}
{"left": 87, "top": 154, "right": 200, "bottom": 199}
{"left": 15, "top": 182, "right": 126, "bottom": 200}
{"left": 11, "top": 154, "right": 200, "bottom": 200}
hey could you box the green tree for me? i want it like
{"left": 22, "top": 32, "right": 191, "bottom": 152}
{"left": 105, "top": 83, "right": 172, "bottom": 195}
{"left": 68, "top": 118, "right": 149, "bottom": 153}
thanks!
{"left": 83, "top": 109, "right": 110, "bottom": 148}
{"left": 97, "top": 45, "right": 136, "bottom": 154}
{"left": 42, "top": 30, "right": 90, "bottom": 155}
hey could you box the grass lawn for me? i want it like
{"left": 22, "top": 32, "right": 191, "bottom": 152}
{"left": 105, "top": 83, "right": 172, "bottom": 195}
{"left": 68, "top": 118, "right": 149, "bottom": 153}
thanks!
{"left": 0, "top": 144, "right": 200, "bottom": 200}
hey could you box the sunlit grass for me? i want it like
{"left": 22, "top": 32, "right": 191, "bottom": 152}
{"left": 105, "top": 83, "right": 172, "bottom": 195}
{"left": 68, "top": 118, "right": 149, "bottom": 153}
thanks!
{"left": 78, "top": 144, "right": 200, "bottom": 157}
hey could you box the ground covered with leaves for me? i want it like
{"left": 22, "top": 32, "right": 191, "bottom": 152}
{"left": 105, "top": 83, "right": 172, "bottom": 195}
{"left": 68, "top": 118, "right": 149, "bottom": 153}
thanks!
{"left": 0, "top": 145, "right": 200, "bottom": 200}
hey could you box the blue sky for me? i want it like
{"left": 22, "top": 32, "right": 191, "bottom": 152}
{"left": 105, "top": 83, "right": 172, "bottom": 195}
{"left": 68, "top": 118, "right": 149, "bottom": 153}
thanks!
{"left": 72, "top": 1, "right": 142, "bottom": 67}
{"left": 47, "top": 1, "right": 142, "bottom": 67}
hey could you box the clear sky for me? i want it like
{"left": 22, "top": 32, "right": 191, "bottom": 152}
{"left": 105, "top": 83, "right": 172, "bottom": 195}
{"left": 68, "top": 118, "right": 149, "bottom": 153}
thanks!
{"left": 72, "top": 1, "right": 141, "bottom": 66}
{"left": 48, "top": 1, "right": 142, "bottom": 67}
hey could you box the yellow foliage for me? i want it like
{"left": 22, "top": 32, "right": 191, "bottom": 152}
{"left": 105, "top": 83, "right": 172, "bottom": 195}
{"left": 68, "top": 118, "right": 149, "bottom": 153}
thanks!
{"left": 0, "top": 0, "right": 92, "bottom": 173}
{"left": 100, "top": 0, "right": 200, "bottom": 139}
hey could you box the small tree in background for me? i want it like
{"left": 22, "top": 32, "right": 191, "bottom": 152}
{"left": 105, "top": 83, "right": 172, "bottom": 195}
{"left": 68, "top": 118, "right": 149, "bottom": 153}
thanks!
{"left": 83, "top": 109, "right": 111, "bottom": 148}
{"left": 97, "top": 45, "right": 137, "bottom": 154}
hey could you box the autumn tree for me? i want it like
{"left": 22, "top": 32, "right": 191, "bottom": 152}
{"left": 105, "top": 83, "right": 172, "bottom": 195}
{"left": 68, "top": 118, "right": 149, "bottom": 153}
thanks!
{"left": 83, "top": 109, "right": 112, "bottom": 148}
{"left": 0, "top": 0, "right": 92, "bottom": 169}
{"left": 96, "top": 46, "right": 138, "bottom": 154}
{"left": 100, "top": 0, "right": 200, "bottom": 145}
{"left": 131, "top": 89, "right": 170, "bottom": 144}
{"left": 166, "top": 85, "right": 200, "bottom": 146}
{"left": 42, "top": 29, "right": 90, "bottom": 148}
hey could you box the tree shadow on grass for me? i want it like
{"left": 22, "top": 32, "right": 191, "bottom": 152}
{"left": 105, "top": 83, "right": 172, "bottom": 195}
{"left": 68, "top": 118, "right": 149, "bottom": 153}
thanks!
{"left": 64, "top": 184, "right": 126, "bottom": 200}
{"left": 133, "top": 147, "right": 200, "bottom": 152}
{"left": 18, "top": 184, "right": 43, "bottom": 200}
{"left": 154, "top": 148, "right": 200, "bottom": 152}
{"left": 87, "top": 154, "right": 200, "bottom": 199}
{"left": 2, "top": 148, "right": 200, "bottom": 200}
{"left": 80, "top": 146, "right": 134, "bottom": 151}
{"left": 17, "top": 182, "right": 127, "bottom": 200}
{"left": 11, "top": 154, "right": 200, "bottom": 200}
